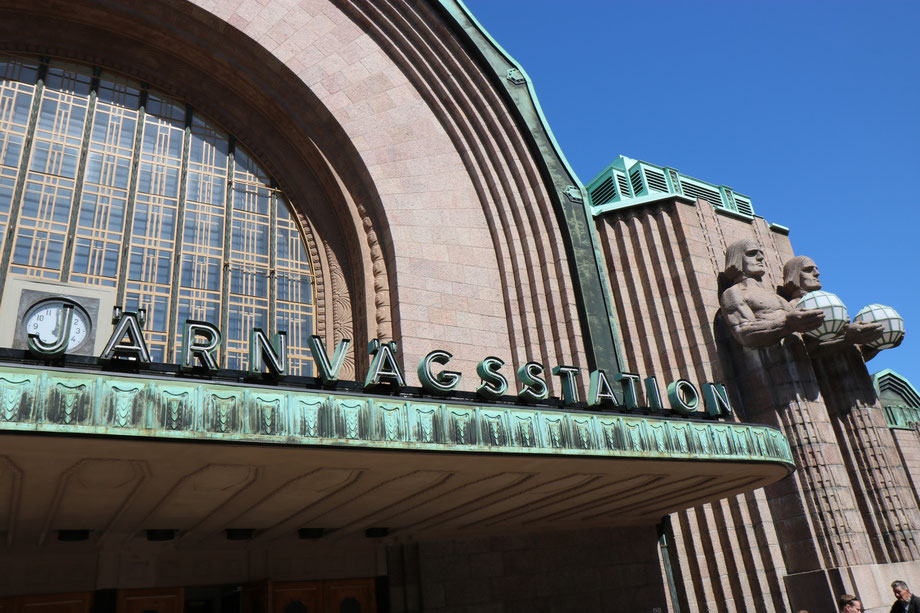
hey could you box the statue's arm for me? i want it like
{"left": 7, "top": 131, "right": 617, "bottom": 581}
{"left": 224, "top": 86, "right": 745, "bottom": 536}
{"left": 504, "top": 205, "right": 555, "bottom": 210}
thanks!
{"left": 722, "top": 288, "right": 824, "bottom": 348}
{"left": 721, "top": 289, "right": 789, "bottom": 347}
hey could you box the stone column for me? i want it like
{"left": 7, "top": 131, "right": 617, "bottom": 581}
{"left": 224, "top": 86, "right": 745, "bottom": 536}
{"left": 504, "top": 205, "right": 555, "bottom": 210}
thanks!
{"left": 812, "top": 346, "right": 920, "bottom": 563}
{"left": 727, "top": 336, "right": 875, "bottom": 572}
{"left": 717, "top": 239, "right": 876, "bottom": 576}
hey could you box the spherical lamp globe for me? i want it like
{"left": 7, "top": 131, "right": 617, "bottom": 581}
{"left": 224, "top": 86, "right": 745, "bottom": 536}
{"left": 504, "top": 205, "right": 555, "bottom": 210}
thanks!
{"left": 796, "top": 290, "right": 848, "bottom": 341}
{"left": 853, "top": 304, "right": 905, "bottom": 350}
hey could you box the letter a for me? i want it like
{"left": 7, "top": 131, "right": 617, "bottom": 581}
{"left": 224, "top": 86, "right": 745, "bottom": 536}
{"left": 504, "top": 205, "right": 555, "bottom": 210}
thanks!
{"left": 100, "top": 307, "right": 151, "bottom": 364}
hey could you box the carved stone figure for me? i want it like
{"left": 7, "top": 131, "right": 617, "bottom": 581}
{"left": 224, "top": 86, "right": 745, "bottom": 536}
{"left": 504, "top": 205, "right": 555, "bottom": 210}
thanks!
{"left": 781, "top": 255, "right": 883, "bottom": 359}
{"left": 718, "top": 238, "right": 874, "bottom": 572}
{"left": 720, "top": 240, "right": 825, "bottom": 348}
{"left": 783, "top": 254, "right": 920, "bottom": 562}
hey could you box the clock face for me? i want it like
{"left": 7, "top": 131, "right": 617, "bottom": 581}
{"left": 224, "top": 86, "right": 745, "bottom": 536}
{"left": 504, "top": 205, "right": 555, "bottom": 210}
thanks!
{"left": 24, "top": 299, "right": 92, "bottom": 352}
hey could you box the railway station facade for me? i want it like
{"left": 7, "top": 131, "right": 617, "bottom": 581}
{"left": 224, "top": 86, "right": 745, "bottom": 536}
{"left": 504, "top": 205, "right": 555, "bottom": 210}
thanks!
{"left": 0, "top": 1, "right": 917, "bottom": 612}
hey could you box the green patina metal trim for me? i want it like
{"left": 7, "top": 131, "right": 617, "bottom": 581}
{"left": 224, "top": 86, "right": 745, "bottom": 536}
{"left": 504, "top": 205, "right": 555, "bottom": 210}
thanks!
{"left": 0, "top": 363, "right": 793, "bottom": 467}
{"left": 873, "top": 369, "right": 920, "bottom": 405}
{"left": 434, "top": 0, "right": 625, "bottom": 382}
{"left": 587, "top": 156, "right": 757, "bottom": 220}
{"left": 881, "top": 405, "right": 920, "bottom": 430}
{"left": 874, "top": 369, "right": 920, "bottom": 429}
{"left": 768, "top": 223, "right": 790, "bottom": 235}
{"left": 591, "top": 193, "right": 697, "bottom": 217}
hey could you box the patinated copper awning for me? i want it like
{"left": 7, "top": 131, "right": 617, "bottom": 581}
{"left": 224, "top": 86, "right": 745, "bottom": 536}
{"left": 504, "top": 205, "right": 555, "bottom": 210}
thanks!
{"left": 0, "top": 362, "right": 793, "bottom": 547}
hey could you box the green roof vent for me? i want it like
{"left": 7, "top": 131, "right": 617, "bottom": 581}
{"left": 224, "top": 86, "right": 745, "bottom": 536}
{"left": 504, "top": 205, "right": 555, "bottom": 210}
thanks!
{"left": 586, "top": 156, "right": 755, "bottom": 219}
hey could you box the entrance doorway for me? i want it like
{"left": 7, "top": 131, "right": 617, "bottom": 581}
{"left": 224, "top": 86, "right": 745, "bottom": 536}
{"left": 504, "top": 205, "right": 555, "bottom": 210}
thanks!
{"left": 270, "top": 580, "right": 375, "bottom": 613}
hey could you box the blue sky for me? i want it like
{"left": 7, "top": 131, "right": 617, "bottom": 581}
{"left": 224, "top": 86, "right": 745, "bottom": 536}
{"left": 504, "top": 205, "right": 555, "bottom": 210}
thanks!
{"left": 462, "top": 0, "right": 920, "bottom": 384}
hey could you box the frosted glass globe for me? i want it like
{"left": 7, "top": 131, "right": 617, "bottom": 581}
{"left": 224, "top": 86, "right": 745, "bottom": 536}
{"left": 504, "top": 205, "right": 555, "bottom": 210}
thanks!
{"left": 853, "top": 304, "right": 905, "bottom": 350}
{"left": 796, "top": 290, "right": 848, "bottom": 341}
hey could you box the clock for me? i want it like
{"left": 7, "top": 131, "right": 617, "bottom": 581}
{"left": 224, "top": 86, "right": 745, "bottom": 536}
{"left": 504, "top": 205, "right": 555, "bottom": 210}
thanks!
{"left": 23, "top": 298, "right": 92, "bottom": 353}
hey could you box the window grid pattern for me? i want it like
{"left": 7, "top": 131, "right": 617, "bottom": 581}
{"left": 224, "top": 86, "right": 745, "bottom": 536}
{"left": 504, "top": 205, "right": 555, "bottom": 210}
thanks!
{"left": 173, "top": 114, "right": 229, "bottom": 356}
{"left": 11, "top": 65, "right": 91, "bottom": 279}
{"left": 0, "top": 56, "right": 316, "bottom": 373}
{"left": 276, "top": 197, "right": 314, "bottom": 375}
{"left": 124, "top": 93, "right": 185, "bottom": 361}
{"left": 226, "top": 147, "right": 271, "bottom": 371}
{"left": 0, "top": 57, "right": 38, "bottom": 258}
{"left": 70, "top": 77, "right": 141, "bottom": 286}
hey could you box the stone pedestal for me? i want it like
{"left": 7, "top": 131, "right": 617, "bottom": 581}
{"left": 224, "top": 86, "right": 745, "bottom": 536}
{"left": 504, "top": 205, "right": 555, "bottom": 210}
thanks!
{"left": 727, "top": 335, "right": 875, "bottom": 573}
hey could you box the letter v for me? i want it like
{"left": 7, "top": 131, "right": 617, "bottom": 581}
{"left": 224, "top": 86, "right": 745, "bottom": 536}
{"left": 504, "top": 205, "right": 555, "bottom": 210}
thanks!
{"left": 308, "top": 335, "right": 351, "bottom": 385}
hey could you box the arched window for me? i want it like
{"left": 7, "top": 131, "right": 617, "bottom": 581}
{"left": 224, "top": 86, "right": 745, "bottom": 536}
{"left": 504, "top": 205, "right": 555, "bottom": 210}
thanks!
{"left": 0, "top": 55, "right": 315, "bottom": 373}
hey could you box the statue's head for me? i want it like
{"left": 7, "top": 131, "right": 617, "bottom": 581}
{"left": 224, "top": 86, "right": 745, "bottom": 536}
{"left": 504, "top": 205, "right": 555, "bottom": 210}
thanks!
{"left": 782, "top": 255, "right": 821, "bottom": 299}
{"left": 724, "top": 239, "right": 765, "bottom": 283}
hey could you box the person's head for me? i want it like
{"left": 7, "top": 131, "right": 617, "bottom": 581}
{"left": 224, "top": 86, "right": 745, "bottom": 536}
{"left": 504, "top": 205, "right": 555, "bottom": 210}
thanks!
{"left": 893, "top": 580, "right": 912, "bottom": 602}
{"left": 724, "top": 239, "right": 765, "bottom": 283}
{"left": 838, "top": 594, "right": 863, "bottom": 613}
{"left": 782, "top": 255, "right": 821, "bottom": 298}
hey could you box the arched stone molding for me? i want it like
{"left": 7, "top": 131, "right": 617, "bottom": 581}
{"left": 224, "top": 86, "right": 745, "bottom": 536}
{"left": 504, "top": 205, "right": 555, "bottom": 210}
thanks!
{"left": 332, "top": 0, "right": 589, "bottom": 391}
{"left": 0, "top": 0, "right": 591, "bottom": 391}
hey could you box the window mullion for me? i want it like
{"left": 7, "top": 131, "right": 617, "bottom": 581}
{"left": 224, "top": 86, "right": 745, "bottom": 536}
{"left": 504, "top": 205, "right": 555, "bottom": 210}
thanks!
{"left": 0, "top": 60, "right": 47, "bottom": 292}
{"left": 114, "top": 86, "right": 148, "bottom": 307}
{"left": 269, "top": 183, "right": 277, "bottom": 338}
{"left": 60, "top": 67, "right": 101, "bottom": 283}
{"left": 219, "top": 136, "right": 235, "bottom": 369}
{"left": 166, "top": 104, "right": 193, "bottom": 360}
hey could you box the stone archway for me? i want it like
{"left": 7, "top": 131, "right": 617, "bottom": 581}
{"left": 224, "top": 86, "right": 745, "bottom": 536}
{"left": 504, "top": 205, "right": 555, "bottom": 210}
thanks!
{"left": 0, "top": 0, "right": 595, "bottom": 391}
{"left": 0, "top": 0, "right": 398, "bottom": 376}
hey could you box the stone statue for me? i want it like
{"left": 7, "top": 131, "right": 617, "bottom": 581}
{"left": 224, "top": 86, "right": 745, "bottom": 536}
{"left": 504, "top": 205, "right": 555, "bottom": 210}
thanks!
{"left": 717, "top": 238, "right": 875, "bottom": 572}
{"left": 781, "top": 255, "right": 885, "bottom": 360}
{"left": 720, "top": 239, "right": 825, "bottom": 347}
{"left": 782, "top": 254, "right": 920, "bottom": 562}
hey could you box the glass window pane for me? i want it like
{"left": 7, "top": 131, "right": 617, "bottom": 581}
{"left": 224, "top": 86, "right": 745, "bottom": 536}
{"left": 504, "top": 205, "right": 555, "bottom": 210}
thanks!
{"left": 0, "top": 56, "right": 318, "bottom": 368}
{"left": 96, "top": 73, "right": 141, "bottom": 109}
{"left": 70, "top": 89, "right": 138, "bottom": 286}
{"left": 44, "top": 63, "right": 92, "bottom": 95}
{"left": 9, "top": 62, "right": 90, "bottom": 281}
{"left": 145, "top": 91, "right": 185, "bottom": 126}
{"left": 0, "top": 56, "right": 39, "bottom": 84}
{"left": 275, "top": 196, "right": 315, "bottom": 365}
{"left": 0, "top": 64, "right": 36, "bottom": 256}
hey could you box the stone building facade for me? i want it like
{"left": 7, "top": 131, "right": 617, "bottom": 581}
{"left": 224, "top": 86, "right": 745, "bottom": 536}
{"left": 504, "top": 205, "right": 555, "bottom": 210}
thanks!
{"left": 588, "top": 183, "right": 920, "bottom": 612}
{"left": 0, "top": 1, "right": 914, "bottom": 613}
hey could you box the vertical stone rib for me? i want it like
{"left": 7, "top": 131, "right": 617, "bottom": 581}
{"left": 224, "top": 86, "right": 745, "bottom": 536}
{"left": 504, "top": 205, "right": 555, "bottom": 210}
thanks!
{"left": 813, "top": 348, "right": 920, "bottom": 562}
{"left": 597, "top": 217, "right": 644, "bottom": 371}
{"left": 626, "top": 213, "right": 673, "bottom": 378}
{"left": 597, "top": 198, "right": 881, "bottom": 607}
{"left": 733, "top": 340, "right": 874, "bottom": 571}
{"left": 326, "top": 242, "right": 356, "bottom": 379}
{"left": 728, "top": 491, "right": 790, "bottom": 611}
{"left": 340, "top": 0, "right": 590, "bottom": 393}
{"left": 396, "top": 0, "right": 582, "bottom": 386}
{"left": 677, "top": 508, "right": 710, "bottom": 612}
{"left": 897, "top": 428, "right": 920, "bottom": 508}
{"left": 599, "top": 203, "right": 728, "bottom": 389}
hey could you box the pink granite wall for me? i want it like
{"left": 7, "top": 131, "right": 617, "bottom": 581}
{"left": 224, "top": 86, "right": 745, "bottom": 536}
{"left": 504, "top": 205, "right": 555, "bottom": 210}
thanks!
{"left": 193, "top": 0, "right": 589, "bottom": 391}
{"left": 1, "top": 0, "right": 588, "bottom": 395}
{"left": 595, "top": 198, "right": 796, "bottom": 611}
{"left": 893, "top": 427, "right": 920, "bottom": 508}
{"left": 595, "top": 196, "right": 920, "bottom": 610}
